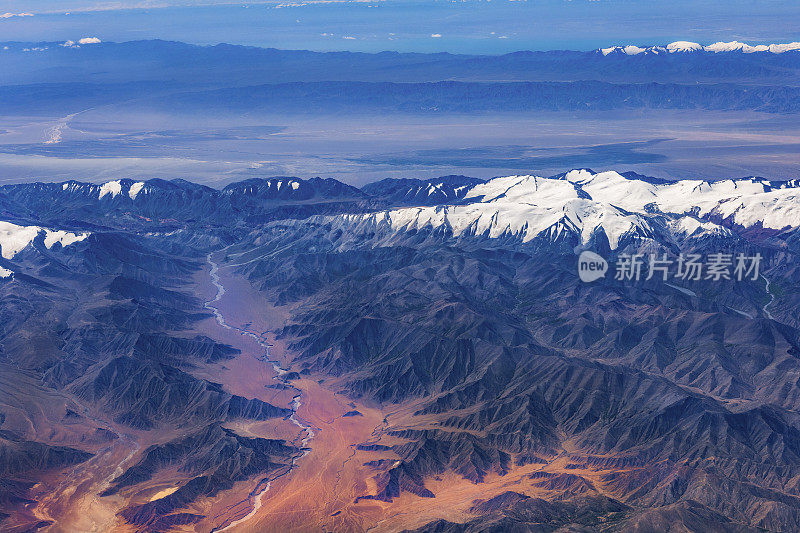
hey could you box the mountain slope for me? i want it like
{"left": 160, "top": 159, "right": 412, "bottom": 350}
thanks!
{"left": 1, "top": 169, "right": 800, "bottom": 531}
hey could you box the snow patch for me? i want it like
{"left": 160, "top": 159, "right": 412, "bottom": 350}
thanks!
{"left": 129, "top": 182, "right": 145, "bottom": 199}
{"left": 0, "top": 221, "right": 89, "bottom": 259}
{"left": 98, "top": 180, "right": 122, "bottom": 199}
{"left": 43, "top": 230, "right": 89, "bottom": 249}
{"left": 665, "top": 283, "right": 697, "bottom": 297}
{"left": 622, "top": 45, "right": 647, "bottom": 55}
{"left": 671, "top": 217, "right": 731, "bottom": 237}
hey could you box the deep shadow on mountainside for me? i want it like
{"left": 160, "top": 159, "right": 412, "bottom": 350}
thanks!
{"left": 0, "top": 171, "right": 799, "bottom": 531}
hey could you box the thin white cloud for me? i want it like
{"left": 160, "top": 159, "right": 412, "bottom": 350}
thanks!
{"left": 0, "top": 12, "right": 34, "bottom": 19}
{"left": 27, "top": 0, "right": 387, "bottom": 15}
{"left": 61, "top": 37, "right": 102, "bottom": 48}
{"left": 342, "top": 35, "right": 356, "bottom": 40}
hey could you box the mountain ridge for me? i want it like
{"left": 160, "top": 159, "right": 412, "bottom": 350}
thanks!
{"left": 3, "top": 39, "right": 799, "bottom": 88}
{"left": 2, "top": 167, "right": 800, "bottom": 531}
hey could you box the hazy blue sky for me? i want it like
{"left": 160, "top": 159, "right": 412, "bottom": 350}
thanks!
{"left": 1, "top": 0, "right": 799, "bottom": 53}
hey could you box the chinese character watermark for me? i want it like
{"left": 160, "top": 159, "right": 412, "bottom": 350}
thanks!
{"left": 578, "top": 251, "right": 762, "bottom": 283}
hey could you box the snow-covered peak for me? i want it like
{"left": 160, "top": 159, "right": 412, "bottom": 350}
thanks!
{"left": 666, "top": 41, "right": 703, "bottom": 53}
{"left": 0, "top": 220, "right": 89, "bottom": 260}
{"left": 599, "top": 40, "right": 800, "bottom": 55}
{"left": 704, "top": 41, "right": 750, "bottom": 53}
{"left": 621, "top": 45, "right": 647, "bottom": 55}
{"left": 466, "top": 175, "right": 580, "bottom": 205}
{"left": 223, "top": 178, "right": 303, "bottom": 196}
{"left": 766, "top": 42, "right": 800, "bottom": 54}
{"left": 600, "top": 45, "right": 649, "bottom": 56}
{"left": 330, "top": 170, "right": 800, "bottom": 250}
{"left": 129, "top": 182, "right": 146, "bottom": 199}
{"left": 98, "top": 180, "right": 123, "bottom": 199}
{"left": 671, "top": 216, "right": 731, "bottom": 238}
{"left": 561, "top": 169, "right": 598, "bottom": 184}
{"left": 705, "top": 41, "right": 800, "bottom": 54}
{"left": 599, "top": 44, "right": 664, "bottom": 56}
{"left": 573, "top": 171, "right": 659, "bottom": 210}
{"left": 560, "top": 172, "right": 800, "bottom": 231}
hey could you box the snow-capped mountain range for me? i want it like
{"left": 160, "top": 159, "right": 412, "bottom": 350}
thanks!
{"left": 333, "top": 170, "right": 800, "bottom": 250}
{"left": 600, "top": 40, "right": 800, "bottom": 56}
{"left": 1, "top": 170, "right": 799, "bottom": 267}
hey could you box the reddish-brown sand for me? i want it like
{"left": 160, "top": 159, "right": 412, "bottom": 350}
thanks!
{"left": 12, "top": 256, "right": 630, "bottom": 533}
